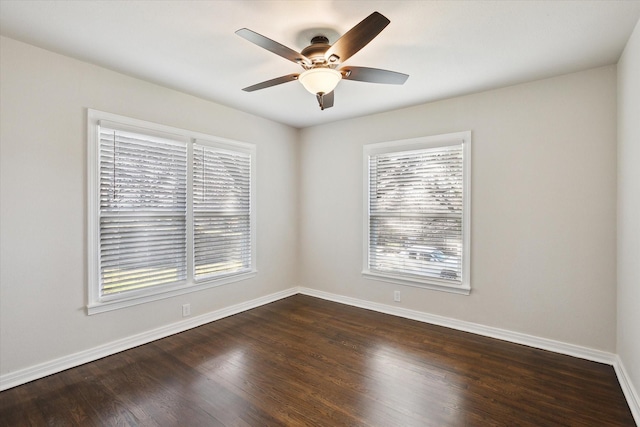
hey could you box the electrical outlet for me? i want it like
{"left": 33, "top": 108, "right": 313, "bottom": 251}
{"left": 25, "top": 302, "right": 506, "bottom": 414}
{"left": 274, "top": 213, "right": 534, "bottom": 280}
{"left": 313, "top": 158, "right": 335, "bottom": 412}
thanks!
{"left": 182, "top": 303, "right": 191, "bottom": 317}
{"left": 394, "top": 291, "right": 401, "bottom": 302}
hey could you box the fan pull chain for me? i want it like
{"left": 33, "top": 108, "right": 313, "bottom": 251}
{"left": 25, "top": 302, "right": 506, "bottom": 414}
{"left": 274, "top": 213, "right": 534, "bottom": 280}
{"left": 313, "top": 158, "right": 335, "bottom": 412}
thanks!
{"left": 112, "top": 130, "right": 116, "bottom": 202}
{"left": 202, "top": 146, "right": 205, "bottom": 203}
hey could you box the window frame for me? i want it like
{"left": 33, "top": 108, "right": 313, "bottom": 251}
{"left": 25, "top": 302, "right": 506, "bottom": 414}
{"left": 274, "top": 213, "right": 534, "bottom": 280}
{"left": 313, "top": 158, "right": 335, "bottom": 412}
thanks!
{"left": 362, "top": 131, "right": 471, "bottom": 295}
{"left": 87, "top": 109, "right": 256, "bottom": 314}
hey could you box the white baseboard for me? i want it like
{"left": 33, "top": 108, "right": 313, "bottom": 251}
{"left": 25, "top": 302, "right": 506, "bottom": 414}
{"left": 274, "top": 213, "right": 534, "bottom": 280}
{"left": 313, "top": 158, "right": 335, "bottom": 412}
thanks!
{"left": 300, "top": 287, "right": 640, "bottom": 423}
{"left": 0, "top": 287, "right": 298, "bottom": 391}
{"left": 614, "top": 355, "right": 640, "bottom": 425}
{"left": 298, "top": 287, "right": 616, "bottom": 365}
{"left": 3, "top": 285, "right": 636, "bottom": 426}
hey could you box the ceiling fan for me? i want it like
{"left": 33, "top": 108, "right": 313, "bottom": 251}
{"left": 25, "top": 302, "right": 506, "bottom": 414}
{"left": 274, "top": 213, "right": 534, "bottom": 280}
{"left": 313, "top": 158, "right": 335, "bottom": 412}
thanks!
{"left": 236, "top": 11, "right": 409, "bottom": 110}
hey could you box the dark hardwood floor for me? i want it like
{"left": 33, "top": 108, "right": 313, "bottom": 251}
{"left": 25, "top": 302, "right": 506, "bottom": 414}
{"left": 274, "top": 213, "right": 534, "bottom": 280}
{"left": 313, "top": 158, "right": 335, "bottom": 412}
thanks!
{"left": 0, "top": 295, "right": 635, "bottom": 426}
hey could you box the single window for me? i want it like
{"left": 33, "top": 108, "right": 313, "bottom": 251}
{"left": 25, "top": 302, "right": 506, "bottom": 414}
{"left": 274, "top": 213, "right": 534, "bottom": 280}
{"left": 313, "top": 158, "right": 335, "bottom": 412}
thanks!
{"left": 98, "top": 125, "right": 188, "bottom": 297}
{"left": 88, "top": 110, "right": 256, "bottom": 314}
{"left": 363, "top": 132, "right": 471, "bottom": 294}
{"left": 193, "top": 143, "right": 252, "bottom": 280}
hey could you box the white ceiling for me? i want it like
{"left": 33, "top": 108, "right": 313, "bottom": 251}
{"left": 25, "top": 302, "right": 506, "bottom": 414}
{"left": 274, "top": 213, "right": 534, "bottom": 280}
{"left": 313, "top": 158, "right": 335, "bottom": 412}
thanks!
{"left": 1, "top": 1, "right": 639, "bottom": 128}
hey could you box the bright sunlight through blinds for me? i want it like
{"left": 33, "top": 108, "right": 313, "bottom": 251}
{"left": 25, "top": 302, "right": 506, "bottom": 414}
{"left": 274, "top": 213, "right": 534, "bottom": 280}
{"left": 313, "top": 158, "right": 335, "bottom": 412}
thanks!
{"left": 369, "top": 144, "right": 464, "bottom": 284}
{"left": 98, "top": 126, "right": 187, "bottom": 297}
{"left": 193, "top": 144, "right": 252, "bottom": 280}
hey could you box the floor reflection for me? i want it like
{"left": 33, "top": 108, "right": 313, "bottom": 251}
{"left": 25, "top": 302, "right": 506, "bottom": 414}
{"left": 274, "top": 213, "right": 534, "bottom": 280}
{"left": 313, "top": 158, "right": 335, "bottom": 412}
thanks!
{"left": 362, "top": 342, "right": 468, "bottom": 426}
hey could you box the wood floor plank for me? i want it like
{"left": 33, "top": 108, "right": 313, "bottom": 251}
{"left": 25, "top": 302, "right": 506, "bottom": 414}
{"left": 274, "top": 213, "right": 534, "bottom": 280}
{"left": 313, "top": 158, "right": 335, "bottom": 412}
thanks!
{"left": 0, "top": 295, "right": 635, "bottom": 426}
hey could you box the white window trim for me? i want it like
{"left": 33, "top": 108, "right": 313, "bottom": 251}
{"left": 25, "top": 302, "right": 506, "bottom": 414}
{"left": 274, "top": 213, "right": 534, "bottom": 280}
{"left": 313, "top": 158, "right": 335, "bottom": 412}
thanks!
{"left": 87, "top": 109, "right": 256, "bottom": 315}
{"left": 362, "top": 131, "right": 471, "bottom": 295}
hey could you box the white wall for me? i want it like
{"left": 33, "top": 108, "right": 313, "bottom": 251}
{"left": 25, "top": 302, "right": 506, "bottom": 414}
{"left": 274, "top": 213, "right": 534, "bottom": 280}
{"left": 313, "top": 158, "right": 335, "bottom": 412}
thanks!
{"left": 0, "top": 31, "right": 628, "bottom": 390}
{"left": 0, "top": 36, "right": 299, "bottom": 375}
{"left": 617, "top": 18, "right": 640, "bottom": 407}
{"left": 299, "top": 66, "right": 618, "bottom": 352}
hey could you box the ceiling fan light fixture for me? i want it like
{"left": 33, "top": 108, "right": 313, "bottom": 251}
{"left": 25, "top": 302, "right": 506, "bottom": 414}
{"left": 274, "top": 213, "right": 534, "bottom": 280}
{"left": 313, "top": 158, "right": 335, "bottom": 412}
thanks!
{"left": 298, "top": 68, "right": 342, "bottom": 95}
{"left": 237, "top": 11, "right": 406, "bottom": 110}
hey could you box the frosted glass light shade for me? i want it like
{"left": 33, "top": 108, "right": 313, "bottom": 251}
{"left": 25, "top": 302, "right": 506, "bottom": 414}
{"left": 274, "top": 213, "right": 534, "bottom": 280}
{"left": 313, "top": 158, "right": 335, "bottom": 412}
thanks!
{"left": 299, "top": 68, "right": 342, "bottom": 95}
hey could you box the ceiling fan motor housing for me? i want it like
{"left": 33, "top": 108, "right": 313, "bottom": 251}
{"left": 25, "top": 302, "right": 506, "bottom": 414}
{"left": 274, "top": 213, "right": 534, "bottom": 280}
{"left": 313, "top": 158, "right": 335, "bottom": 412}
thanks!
{"left": 301, "top": 36, "right": 334, "bottom": 66}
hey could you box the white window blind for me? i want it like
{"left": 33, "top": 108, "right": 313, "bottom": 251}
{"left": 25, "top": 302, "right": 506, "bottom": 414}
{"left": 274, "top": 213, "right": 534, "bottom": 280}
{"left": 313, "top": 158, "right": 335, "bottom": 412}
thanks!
{"left": 98, "top": 125, "right": 188, "bottom": 297}
{"left": 364, "top": 132, "right": 470, "bottom": 293}
{"left": 89, "top": 110, "right": 257, "bottom": 314}
{"left": 193, "top": 144, "right": 252, "bottom": 280}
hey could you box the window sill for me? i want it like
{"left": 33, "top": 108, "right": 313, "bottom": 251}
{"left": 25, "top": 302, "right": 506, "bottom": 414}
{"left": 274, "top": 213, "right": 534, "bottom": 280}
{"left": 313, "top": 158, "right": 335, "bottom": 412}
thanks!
{"left": 362, "top": 270, "right": 470, "bottom": 295}
{"left": 87, "top": 270, "right": 257, "bottom": 315}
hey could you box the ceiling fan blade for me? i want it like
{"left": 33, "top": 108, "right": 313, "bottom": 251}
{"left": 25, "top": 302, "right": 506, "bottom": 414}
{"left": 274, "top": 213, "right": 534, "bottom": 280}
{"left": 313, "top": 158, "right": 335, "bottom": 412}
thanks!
{"left": 242, "top": 74, "right": 299, "bottom": 92}
{"left": 324, "top": 12, "right": 390, "bottom": 64}
{"left": 342, "top": 66, "right": 409, "bottom": 85}
{"left": 315, "top": 91, "right": 334, "bottom": 110}
{"left": 321, "top": 91, "right": 335, "bottom": 109}
{"left": 236, "top": 28, "right": 310, "bottom": 65}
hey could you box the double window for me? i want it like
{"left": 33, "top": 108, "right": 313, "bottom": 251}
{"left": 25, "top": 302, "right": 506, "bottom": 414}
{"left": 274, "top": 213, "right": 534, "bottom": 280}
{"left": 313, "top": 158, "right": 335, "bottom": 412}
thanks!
{"left": 88, "top": 110, "right": 256, "bottom": 314}
{"left": 363, "top": 132, "right": 471, "bottom": 294}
